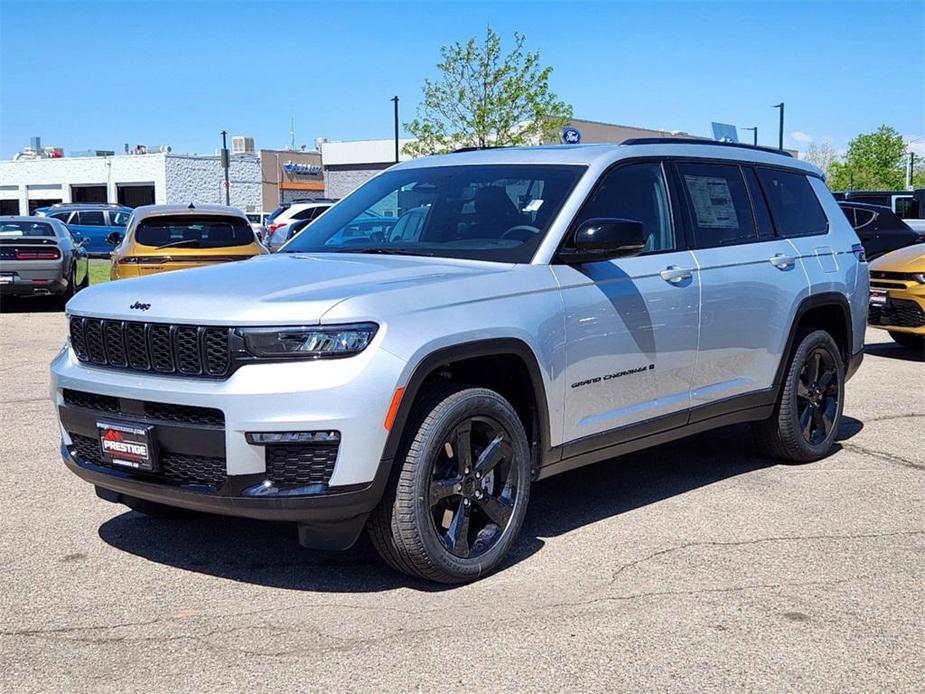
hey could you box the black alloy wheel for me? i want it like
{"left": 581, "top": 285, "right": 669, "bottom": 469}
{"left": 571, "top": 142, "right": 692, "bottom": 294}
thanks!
{"left": 795, "top": 347, "right": 840, "bottom": 445}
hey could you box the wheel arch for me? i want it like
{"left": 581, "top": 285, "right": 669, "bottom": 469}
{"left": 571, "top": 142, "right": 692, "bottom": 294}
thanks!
{"left": 381, "top": 339, "right": 553, "bottom": 475}
{"left": 775, "top": 292, "right": 854, "bottom": 388}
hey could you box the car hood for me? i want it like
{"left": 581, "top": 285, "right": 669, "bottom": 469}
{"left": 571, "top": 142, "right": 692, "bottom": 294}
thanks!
{"left": 870, "top": 243, "right": 925, "bottom": 272}
{"left": 67, "top": 253, "right": 514, "bottom": 325}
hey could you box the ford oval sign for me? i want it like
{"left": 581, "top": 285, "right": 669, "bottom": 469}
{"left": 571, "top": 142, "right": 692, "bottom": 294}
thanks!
{"left": 561, "top": 127, "right": 581, "bottom": 144}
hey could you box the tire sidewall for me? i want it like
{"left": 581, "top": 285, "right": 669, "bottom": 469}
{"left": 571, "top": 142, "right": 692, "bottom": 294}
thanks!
{"left": 408, "top": 389, "right": 531, "bottom": 581}
{"left": 786, "top": 331, "right": 845, "bottom": 458}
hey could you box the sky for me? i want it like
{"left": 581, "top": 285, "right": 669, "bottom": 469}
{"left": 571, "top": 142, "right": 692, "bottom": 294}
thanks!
{"left": 1, "top": 0, "right": 923, "bottom": 159}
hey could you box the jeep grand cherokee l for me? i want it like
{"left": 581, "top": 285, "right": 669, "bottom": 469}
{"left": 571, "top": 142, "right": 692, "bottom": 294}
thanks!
{"left": 52, "top": 140, "right": 868, "bottom": 584}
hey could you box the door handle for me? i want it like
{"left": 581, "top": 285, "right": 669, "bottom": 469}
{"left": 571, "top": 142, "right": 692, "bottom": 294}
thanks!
{"left": 769, "top": 253, "right": 797, "bottom": 269}
{"left": 660, "top": 265, "right": 692, "bottom": 283}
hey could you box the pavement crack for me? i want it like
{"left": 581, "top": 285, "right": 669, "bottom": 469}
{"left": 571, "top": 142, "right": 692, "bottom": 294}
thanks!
{"left": 608, "top": 530, "right": 925, "bottom": 586}
{"left": 840, "top": 443, "right": 925, "bottom": 471}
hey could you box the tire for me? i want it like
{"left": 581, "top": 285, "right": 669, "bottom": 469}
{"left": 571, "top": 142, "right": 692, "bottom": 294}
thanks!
{"left": 55, "top": 268, "right": 77, "bottom": 310}
{"left": 753, "top": 330, "right": 845, "bottom": 463}
{"left": 368, "top": 385, "right": 532, "bottom": 584}
{"left": 889, "top": 331, "right": 925, "bottom": 351}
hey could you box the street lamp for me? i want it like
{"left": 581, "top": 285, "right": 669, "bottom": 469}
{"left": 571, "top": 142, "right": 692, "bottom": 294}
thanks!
{"left": 220, "top": 130, "right": 230, "bottom": 205}
{"left": 391, "top": 96, "right": 400, "bottom": 163}
{"left": 741, "top": 126, "right": 758, "bottom": 146}
{"left": 772, "top": 103, "right": 784, "bottom": 151}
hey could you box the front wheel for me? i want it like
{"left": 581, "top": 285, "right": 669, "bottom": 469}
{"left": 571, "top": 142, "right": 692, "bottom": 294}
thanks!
{"left": 753, "top": 330, "right": 845, "bottom": 462}
{"left": 368, "top": 386, "right": 531, "bottom": 584}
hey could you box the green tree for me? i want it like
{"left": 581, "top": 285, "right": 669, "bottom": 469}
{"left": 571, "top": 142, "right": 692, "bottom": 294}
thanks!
{"left": 827, "top": 125, "right": 907, "bottom": 190}
{"left": 404, "top": 28, "right": 572, "bottom": 156}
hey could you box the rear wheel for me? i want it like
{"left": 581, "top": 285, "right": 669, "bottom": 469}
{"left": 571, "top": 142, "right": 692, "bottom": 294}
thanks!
{"left": 888, "top": 330, "right": 925, "bottom": 352}
{"left": 368, "top": 385, "right": 531, "bottom": 584}
{"left": 55, "top": 268, "right": 77, "bottom": 309}
{"left": 753, "top": 330, "right": 844, "bottom": 462}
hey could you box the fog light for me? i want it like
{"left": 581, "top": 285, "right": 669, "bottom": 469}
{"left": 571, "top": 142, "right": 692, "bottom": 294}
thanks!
{"left": 246, "top": 431, "right": 340, "bottom": 444}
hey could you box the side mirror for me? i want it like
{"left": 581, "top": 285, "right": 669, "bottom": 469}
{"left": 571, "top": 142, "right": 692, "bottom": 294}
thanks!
{"left": 559, "top": 218, "right": 646, "bottom": 263}
{"left": 106, "top": 231, "right": 123, "bottom": 246}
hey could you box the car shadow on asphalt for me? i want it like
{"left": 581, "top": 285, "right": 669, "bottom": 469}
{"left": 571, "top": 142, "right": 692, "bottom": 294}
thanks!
{"left": 97, "top": 419, "right": 864, "bottom": 593}
{"left": 864, "top": 340, "right": 925, "bottom": 362}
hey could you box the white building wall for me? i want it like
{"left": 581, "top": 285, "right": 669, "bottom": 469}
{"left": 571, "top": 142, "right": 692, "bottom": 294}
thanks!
{"left": 0, "top": 154, "right": 168, "bottom": 212}
{"left": 164, "top": 155, "right": 261, "bottom": 211}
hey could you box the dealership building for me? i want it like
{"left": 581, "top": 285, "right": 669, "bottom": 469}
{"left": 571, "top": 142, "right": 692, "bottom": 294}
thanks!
{"left": 0, "top": 119, "right": 715, "bottom": 216}
{"left": 0, "top": 151, "right": 262, "bottom": 216}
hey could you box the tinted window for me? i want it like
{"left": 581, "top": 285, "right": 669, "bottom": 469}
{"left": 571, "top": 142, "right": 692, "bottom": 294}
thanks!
{"left": 135, "top": 215, "right": 255, "bottom": 248}
{"left": 894, "top": 197, "right": 918, "bottom": 219}
{"left": 757, "top": 169, "right": 828, "bottom": 237}
{"left": 76, "top": 210, "right": 105, "bottom": 225}
{"left": 572, "top": 162, "right": 675, "bottom": 252}
{"left": 743, "top": 167, "right": 775, "bottom": 239}
{"left": 677, "top": 162, "right": 756, "bottom": 247}
{"left": 50, "top": 211, "right": 71, "bottom": 222}
{"left": 853, "top": 209, "right": 875, "bottom": 229}
{"left": 840, "top": 206, "right": 856, "bottom": 226}
{"left": 110, "top": 211, "right": 131, "bottom": 226}
{"left": 283, "top": 164, "right": 585, "bottom": 263}
{"left": 0, "top": 221, "right": 56, "bottom": 237}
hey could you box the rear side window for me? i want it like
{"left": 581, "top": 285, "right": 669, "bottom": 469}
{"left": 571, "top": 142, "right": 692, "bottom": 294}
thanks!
{"left": 894, "top": 197, "right": 918, "bottom": 219}
{"left": 110, "top": 211, "right": 131, "bottom": 226}
{"left": 676, "top": 162, "right": 757, "bottom": 247}
{"left": 135, "top": 215, "right": 255, "bottom": 248}
{"left": 50, "top": 211, "right": 72, "bottom": 222}
{"left": 840, "top": 206, "right": 856, "bottom": 226}
{"left": 76, "top": 210, "right": 105, "bottom": 225}
{"left": 758, "top": 169, "right": 828, "bottom": 237}
{"left": 853, "top": 209, "right": 875, "bottom": 230}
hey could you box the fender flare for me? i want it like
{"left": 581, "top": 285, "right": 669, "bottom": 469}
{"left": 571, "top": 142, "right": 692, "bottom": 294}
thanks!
{"left": 773, "top": 291, "right": 854, "bottom": 388}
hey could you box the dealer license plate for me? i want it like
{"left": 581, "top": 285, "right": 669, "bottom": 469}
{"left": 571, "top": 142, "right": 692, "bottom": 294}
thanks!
{"left": 869, "top": 289, "right": 888, "bottom": 307}
{"left": 97, "top": 421, "right": 157, "bottom": 472}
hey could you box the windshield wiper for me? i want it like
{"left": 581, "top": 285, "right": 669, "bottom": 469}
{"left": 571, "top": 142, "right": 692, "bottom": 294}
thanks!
{"left": 338, "top": 247, "right": 435, "bottom": 257}
{"left": 154, "top": 238, "right": 202, "bottom": 250}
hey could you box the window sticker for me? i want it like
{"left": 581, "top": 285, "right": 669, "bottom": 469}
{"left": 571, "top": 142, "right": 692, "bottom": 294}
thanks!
{"left": 522, "top": 199, "right": 544, "bottom": 213}
{"left": 684, "top": 175, "right": 739, "bottom": 229}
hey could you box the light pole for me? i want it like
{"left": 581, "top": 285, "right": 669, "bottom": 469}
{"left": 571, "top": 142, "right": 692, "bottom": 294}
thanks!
{"left": 741, "top": 126, "right": 758, "bottom": 146}
{"left": 772, "top": 103, "right": 784, "bottom": 151}
{"left": 391, "top": 96, "right": 400, "bottom": 163}
{"left": 220, "top": 130, "right": 230, "bottom": 205}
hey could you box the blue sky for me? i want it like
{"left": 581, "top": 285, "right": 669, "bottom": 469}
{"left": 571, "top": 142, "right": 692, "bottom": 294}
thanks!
{"left": 1, "top": 0, "right": 923, "bottom": 158}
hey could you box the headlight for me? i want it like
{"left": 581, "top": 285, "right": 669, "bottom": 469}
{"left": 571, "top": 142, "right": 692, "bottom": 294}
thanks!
{"left": 240, "top": 323, "right": 378, "bottom": 359}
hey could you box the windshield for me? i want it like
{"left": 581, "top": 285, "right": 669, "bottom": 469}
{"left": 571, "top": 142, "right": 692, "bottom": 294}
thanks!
{"left": 282, "top": 164, "right": 586, "bottom": 262}
{"left": 0, "top": 221, "right": 56, "bottom": 237}
{"left": 135, "top": 215, "right": 255, "bottom": 248}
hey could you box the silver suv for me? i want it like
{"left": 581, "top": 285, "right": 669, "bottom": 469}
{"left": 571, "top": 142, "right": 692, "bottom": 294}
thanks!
{"left": 52, "top": 140, "right": 868, "bottom": 583}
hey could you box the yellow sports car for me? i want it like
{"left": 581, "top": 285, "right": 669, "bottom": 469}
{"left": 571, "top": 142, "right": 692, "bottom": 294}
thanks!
{"left": 868, "top": 243, "right": 925, "bottom": 350}
{"left": 109, "top": 204, "right": 266, "bottom": 280}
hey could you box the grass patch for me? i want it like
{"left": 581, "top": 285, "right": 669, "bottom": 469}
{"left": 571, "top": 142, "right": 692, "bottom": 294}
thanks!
{"left": 88, "top": 260, "right": 111, "bottom": 285}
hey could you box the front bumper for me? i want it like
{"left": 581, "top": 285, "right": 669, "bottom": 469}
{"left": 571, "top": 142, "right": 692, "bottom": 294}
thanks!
{"left": 62, "top": 443, "right": 387, "bottom": 549}
{"left": 51, "top": 341, "right": 408, "bottom": 546}
{"left": 867, "top": 283, "right": 925, "bottom": 335}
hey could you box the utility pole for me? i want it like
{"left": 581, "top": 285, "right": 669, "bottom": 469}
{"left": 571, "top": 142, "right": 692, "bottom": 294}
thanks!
{"left": 391, "top": 96, "right": 400, "bottom": 163}
{"left": 907, "top": 151, "right": 916, "bottom": 190}
{"left": 220, "top": 130, "right": 230, "bottom": 206}
{"left": 772, "top": 103, "right": 784, "bottom": 151}
{"left": 742, "top": 126, "right": 758, "bottom": 146}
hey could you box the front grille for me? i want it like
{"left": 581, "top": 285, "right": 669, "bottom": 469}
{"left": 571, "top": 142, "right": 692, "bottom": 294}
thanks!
{"left": 69, "top": 434, "right": 227, "bottom": 487}
{"left": 68, "top": 316, "right": 232, "bottom": 377}
{"left": 871, "top": 270, "right": 917, "bottom": 281}
{"left": 63, "top": 389, "right": 224, "bottom": 427}
{"left": 869, "top": 299, "right": 925, "bottom": 328}
{"left": 265, "top": 444, "right": 338, "bottom": 487}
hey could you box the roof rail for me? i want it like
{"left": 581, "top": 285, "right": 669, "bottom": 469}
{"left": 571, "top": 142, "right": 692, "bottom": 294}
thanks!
{"left": 621, "top": 137, "right": 794, "bottom": 158}
{"left": 452, "top": 146, "right": 506, "bottom": 153}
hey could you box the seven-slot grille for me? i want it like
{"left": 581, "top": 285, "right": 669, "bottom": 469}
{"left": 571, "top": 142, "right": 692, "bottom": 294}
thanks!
{"left": 69, "top": 316, "right": 231, "bottom": 377}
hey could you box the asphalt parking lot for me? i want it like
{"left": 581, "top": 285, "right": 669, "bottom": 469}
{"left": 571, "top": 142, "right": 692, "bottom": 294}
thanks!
{"left": 0, "top": 305, "right": 922, "bottom": 693}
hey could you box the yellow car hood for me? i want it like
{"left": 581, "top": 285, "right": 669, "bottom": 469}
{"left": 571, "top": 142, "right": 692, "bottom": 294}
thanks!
{"left": 870, "top": 244, "right": 925, "bottom": 273}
